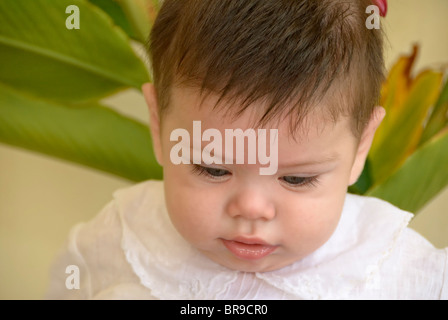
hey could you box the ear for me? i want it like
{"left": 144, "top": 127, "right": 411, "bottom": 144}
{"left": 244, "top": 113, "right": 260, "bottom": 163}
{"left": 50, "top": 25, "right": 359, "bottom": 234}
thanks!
{"left": 142, "top": 83, "right": 163, "bottom": 166}
{"left": 349, "top": 106, "right": 386, "bottom": 185}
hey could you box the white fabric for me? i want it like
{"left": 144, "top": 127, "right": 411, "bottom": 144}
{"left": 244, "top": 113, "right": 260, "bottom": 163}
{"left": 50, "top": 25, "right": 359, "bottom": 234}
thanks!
{"left": 46, "top": 180, "right": 448, "bottom": 300}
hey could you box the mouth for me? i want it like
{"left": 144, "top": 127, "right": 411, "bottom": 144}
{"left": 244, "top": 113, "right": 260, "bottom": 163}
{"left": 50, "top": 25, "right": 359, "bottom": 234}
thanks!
{"left": 221, "top": 237, "right": 278, "bottom": 260}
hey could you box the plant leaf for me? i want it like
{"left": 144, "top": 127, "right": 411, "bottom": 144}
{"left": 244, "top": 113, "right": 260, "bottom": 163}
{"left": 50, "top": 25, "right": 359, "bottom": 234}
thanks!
{"left": 88, "top": 0, "right": 137, "bottom": 40}
{"left": 367, "top": 128, "right": 448, "bottom": 213}
{"left": 118, "top": 0, "right": 160, "bottom": 43}
{"left": 378, "top": 46, "right": 418, "bottom": 121}
{"left": 419, "top": 78, "right": 448, "bottom": 145}
{"left": 87, "top": 0, "right": 160, "bottom": 43}
{"left": 0, "top": 0, "right": 150, "bottom": 102}
{"left": 0, "top": 83, "right": 162, "bottom": 182}
{"left": 369, "top": 59, "right": 443, "bottom": 185}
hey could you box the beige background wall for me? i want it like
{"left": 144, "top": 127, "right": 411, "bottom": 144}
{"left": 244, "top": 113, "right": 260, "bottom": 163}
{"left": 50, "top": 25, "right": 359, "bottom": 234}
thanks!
{"left": 1, "top": 0, "right": 447, "bottom": 299}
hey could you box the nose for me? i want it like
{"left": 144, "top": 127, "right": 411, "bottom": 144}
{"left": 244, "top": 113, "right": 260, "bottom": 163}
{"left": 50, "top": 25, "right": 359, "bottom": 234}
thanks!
{"left": 226, "top": 188, "right": 276, "bottom": 221}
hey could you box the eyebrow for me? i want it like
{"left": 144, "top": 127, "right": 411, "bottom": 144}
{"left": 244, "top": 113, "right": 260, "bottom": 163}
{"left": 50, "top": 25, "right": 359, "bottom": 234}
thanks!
{"left": 278, "top": 153, "right": 340, "bottom": 168}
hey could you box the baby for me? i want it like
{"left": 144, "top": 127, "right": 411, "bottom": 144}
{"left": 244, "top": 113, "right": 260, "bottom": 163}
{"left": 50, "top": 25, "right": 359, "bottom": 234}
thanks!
{"left": 47, "top": 0, "right": 447, "bottom": 299}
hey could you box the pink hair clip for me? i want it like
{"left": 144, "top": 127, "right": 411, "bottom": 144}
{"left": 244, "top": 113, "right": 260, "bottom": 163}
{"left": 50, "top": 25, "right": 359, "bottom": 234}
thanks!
{"left": 372, "top": 0, "right": 388, "bottom": 17}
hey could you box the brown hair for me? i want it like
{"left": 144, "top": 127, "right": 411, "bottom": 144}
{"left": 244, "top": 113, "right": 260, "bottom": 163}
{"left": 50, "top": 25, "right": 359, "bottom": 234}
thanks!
{"left": 148, "top": 0, "right": 385, "bottom": 138}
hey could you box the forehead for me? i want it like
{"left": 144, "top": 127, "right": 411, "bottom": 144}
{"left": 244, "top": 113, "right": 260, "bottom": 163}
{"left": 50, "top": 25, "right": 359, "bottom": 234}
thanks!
{"left": 165, "top": 85, "right": 356, "bottom": 157}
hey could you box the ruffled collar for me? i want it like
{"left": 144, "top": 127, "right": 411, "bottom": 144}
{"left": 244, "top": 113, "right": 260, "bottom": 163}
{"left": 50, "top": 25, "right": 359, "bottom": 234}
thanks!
{"left": 114, "top": 180, "right": 412, "bottom": 300}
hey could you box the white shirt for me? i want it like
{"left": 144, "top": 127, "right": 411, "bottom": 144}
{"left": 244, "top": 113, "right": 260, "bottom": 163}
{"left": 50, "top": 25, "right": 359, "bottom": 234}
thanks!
{"left": 46, "top": 180, "right": 448, "bottom": 300}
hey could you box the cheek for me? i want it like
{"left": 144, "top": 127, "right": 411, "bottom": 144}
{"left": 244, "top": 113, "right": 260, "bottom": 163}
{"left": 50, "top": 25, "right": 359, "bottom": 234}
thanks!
{"left": 163, "top": 166, "right": 223, "bottom": 243}
{"left": 280, "top": 191, "right": 344, "bottom": 248}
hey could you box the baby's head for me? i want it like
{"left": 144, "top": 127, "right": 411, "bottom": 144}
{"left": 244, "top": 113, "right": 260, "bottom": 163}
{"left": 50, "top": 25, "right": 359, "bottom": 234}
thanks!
{"left": 142, "top": 0, "right": 386, "bottom": 272}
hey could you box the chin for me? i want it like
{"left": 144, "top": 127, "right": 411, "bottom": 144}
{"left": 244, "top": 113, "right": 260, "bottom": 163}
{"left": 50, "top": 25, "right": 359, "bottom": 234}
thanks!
{"left": 219, "top": 255, "right": 294, "bottom": 273}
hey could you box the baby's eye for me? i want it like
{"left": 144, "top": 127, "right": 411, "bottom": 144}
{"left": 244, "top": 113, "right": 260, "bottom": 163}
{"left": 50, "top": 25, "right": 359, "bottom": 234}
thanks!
{"left": 280, "top": 175, "right": 320, "bottom": 188}
{"left": 191, "top": 165, "right": 231, "bottom": 179}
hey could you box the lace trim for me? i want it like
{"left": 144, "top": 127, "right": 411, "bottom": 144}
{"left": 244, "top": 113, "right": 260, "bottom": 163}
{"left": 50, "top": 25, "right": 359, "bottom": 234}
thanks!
{"left": 121, "top": 221, "right": 240, "bottom": 299}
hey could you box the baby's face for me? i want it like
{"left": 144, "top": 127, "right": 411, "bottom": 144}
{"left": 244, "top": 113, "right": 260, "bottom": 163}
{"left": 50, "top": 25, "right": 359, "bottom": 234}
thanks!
{"left": 151, "top": 85, "right": 365, "bottom": 272}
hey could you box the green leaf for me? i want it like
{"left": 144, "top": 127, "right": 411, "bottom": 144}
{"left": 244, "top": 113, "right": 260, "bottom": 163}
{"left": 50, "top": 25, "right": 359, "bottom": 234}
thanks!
{"left": 369, "top": 70, "right": 442, "bottom": 184}
{"left": 0, "top": 0, "right": 150, "bottom": 102}
{"left": 88, "top": 0, "right": 137, "bottom": 40}
{"left": 419, "top": 78, "right": 448, "bottom": 145}
{"left": 367, "top": 128, "right": 448, "bottom": 213}
{"left": 88, "top": 0, "right": 159, "bottom": 43}
{"left": 118, "top": 0, "right": 159, "bottom": 43}
{"left": 0, "top": 83, "right": 162, "bottom": 182}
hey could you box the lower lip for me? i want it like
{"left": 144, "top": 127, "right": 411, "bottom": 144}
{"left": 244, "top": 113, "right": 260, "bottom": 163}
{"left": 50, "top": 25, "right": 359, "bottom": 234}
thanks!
{"left": 222, "top": 239, "right": 278, "bottom": 260}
